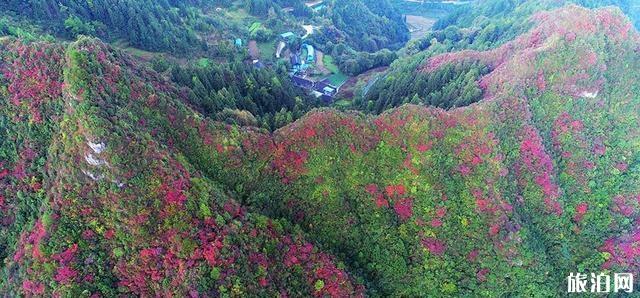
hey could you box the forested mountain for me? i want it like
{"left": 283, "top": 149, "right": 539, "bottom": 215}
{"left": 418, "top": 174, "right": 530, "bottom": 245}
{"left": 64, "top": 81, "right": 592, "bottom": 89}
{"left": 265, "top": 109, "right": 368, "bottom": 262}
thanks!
{"left": 0, "top": 0, "right": 318, "bottom": 54}
{"left": 0, "top": 0, "right": 333, "bottom": 130}
{"left": 0, "top": 0, "right": 210, "bottom": 54}
{"left": 1, "top": 0, "right": 640, "bottom": 297}
{"left": 358, "top": 0, "right": 640, "bottom": 112}
{"left": 0, "top": 0, "right": 409, "bottom": 77}
{"left": 0, "top": 36, "right": 363, "bottom": 297}
{"left": 357, "top": 53, "right": 488, "bottom": 112}
{"left": 436, "top": 0, "right": 640, "bottom": 31}
{"left": 330, "top": 0, "right": 409, "bottom": 52}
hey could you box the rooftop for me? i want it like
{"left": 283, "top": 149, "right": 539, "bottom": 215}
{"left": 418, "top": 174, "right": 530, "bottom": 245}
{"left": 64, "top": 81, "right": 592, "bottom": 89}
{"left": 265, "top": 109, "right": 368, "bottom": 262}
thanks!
{"left": 280, "top": 32, "right": 296, "bottom": 39}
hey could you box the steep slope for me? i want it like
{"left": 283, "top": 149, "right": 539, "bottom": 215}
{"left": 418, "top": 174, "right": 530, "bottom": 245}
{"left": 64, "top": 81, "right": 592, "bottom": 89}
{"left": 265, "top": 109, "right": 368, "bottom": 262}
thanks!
{"left": 359, "top": 0, "right": 639, "bottom": 112}
{"left": 0, "top": 0, "right": 207, "bottom": 54}
{"left": 435, "top": 0, "right": 640, "bottom": 32}
{"left": 0, "top": 38, "right": 363, "bottom": 297}
{"left": 236, "top": 5, "right": 639, "bottom": 296}
{"left": 1, "top": 4, "right": 639, "bottom": 297}
{"left": 329, "top": 0, "right": 409, "bottom": 52}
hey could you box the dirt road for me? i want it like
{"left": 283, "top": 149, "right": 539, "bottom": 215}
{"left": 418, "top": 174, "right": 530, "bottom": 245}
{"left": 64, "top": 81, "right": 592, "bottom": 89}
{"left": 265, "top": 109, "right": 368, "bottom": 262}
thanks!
{"left": 315, "top": 50, "right": 330, "bottom": 75}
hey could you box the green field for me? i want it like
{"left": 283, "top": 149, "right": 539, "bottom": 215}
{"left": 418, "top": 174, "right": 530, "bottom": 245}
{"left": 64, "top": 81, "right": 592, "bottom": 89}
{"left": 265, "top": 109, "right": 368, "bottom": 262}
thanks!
{"left": 111, "top": 39, "right": 158, "bottom": 59}
{"left": 257, "top": 41, "right": 276, "bottom": 60}
{"left": 333, "top": 99, "right": 352, "bottom": 108}
{"left": 249, "top": 22, "right": 262, "bottom": 34}
{"left": 321, "top": 54, "right": 348, "bottom": 87}
{"left": 323, "top": 54, "right": 340, "bottom": 73}
{"left": 326, "top": 72, "right": 349, "bottom": 87}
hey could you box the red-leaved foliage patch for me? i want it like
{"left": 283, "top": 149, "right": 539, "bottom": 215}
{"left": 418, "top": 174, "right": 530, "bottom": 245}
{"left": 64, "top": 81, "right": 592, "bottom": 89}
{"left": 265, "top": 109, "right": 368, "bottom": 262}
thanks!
{"left": 393, "top": 198, "right": 414, "bottom": 221}
{"left": 422, "top": 237, "right": 446, "bottom": 256}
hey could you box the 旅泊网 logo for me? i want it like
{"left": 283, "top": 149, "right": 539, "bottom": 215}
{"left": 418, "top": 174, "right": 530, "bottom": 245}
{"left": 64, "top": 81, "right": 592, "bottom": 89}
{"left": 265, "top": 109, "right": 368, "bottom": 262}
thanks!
{"left": 567, "top": 272, "right": 633, "bottom": 294}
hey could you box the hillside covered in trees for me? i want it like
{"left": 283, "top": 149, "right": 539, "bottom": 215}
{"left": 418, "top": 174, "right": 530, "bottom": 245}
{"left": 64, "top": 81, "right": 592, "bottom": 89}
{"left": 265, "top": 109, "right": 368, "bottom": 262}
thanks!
{"left": 358, "top": 0, "right": 640, "bottom": 112}
{"left": 1, "top": 0, "right": 640, "bottom": 297}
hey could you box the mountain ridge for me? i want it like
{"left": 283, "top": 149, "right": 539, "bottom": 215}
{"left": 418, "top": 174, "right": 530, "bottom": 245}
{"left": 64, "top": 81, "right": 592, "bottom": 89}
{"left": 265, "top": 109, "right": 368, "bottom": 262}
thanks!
{"left": 1, "top": 3, "right": 639, "bottom": 297}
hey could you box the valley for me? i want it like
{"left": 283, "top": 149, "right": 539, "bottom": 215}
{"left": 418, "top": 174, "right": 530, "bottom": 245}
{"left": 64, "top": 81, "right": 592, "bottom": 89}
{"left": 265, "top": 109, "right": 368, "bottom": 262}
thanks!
{"left": 0, "top": 0, "right": 639, "bottom": 297}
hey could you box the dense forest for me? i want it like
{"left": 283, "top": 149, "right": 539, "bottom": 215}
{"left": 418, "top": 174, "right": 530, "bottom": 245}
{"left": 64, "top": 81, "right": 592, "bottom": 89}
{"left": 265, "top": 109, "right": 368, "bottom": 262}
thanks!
{"left": 240, "top": 0, "right": 312, "bottom": 17}
{"left": 356, "top": 57, "right": 488, "bottom": 112}
{"left": 359, "top": 0, "right": 640, "bottom": 112}
{"left": 330, "top": 0, "right": 409, "bottom": 52}
{"left": 169, "top": 60, "right": 320, "bottom": 130}
{"left": 436, "top": 0, "right": 640, "bottom": 31}
{"left": 0, "top": 0, "right": 210, "bottom": 53}
{"left": 0, "top": 0, "right": 409, "bottom": 76}
{"left": 1, "top": 0, "right": 640, "bottom": 297}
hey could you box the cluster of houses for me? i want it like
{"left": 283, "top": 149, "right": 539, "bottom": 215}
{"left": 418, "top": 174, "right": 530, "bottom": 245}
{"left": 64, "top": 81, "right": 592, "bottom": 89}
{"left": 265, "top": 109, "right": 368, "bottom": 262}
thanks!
{"left": 237, "top": 27, "right": 339, "bottom": 102}
{"left": 226, "top": 0, "right": 341, "bottom": 102}
{"left": 291, "top": 75, "right": 337, "bottom": 103}
{"left": 279, "top": 31, "right": 338, "bottom": 102}
{"left": 288, "top": 42, "right": 315, "bottom": 72}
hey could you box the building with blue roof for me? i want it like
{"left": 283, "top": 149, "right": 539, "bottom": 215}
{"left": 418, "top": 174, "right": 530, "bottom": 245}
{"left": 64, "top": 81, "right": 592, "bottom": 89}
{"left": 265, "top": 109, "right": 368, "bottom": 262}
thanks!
{"left": 304, "top": 44, "right": 315, "bottom": 63}
{"left": 280, "top": 32, "right": 295, "bottom": 40}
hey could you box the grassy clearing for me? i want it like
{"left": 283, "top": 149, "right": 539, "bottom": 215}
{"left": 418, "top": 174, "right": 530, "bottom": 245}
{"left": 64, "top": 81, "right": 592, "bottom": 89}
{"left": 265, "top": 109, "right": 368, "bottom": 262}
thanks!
{"left": 333, "top": 99, "right": 351, "bottom": 108}
{"left": 406, "top": 15, "right": 437, "bottom": 40}
{"left": 323, "top": 54, "right": 340, "bottom": 74}
{"left": 196, "top": 58, "right": 211, "bottom": 68}
{"left": 257, "top": 41, "right": 275, "bottom": 60}
{"left": 112, "top": 39, "right": 157, "bottom": 60}
{"left": 326, "top": 73, "right": 348, "bottom": 87}
{"left": 322, "top": 55, "right": 348, "bottom": 87}
{"left": 224, "top": 7, "right": 261, "bottom": 32}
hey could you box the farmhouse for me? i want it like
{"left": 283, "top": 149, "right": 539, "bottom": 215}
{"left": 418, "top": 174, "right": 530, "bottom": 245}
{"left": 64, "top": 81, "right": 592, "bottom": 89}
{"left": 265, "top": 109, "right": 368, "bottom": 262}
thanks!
{"left": 291, "top": 75, "right": 314, "bottom": 89}
{"left": 304, "top": 44, "right": 315, "bottom": 63}
{"left": 290, "top": 75, "right": 338, "bottom": 103}
{"left": 290, "top": 54, "right": 302, "bottom": 72}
